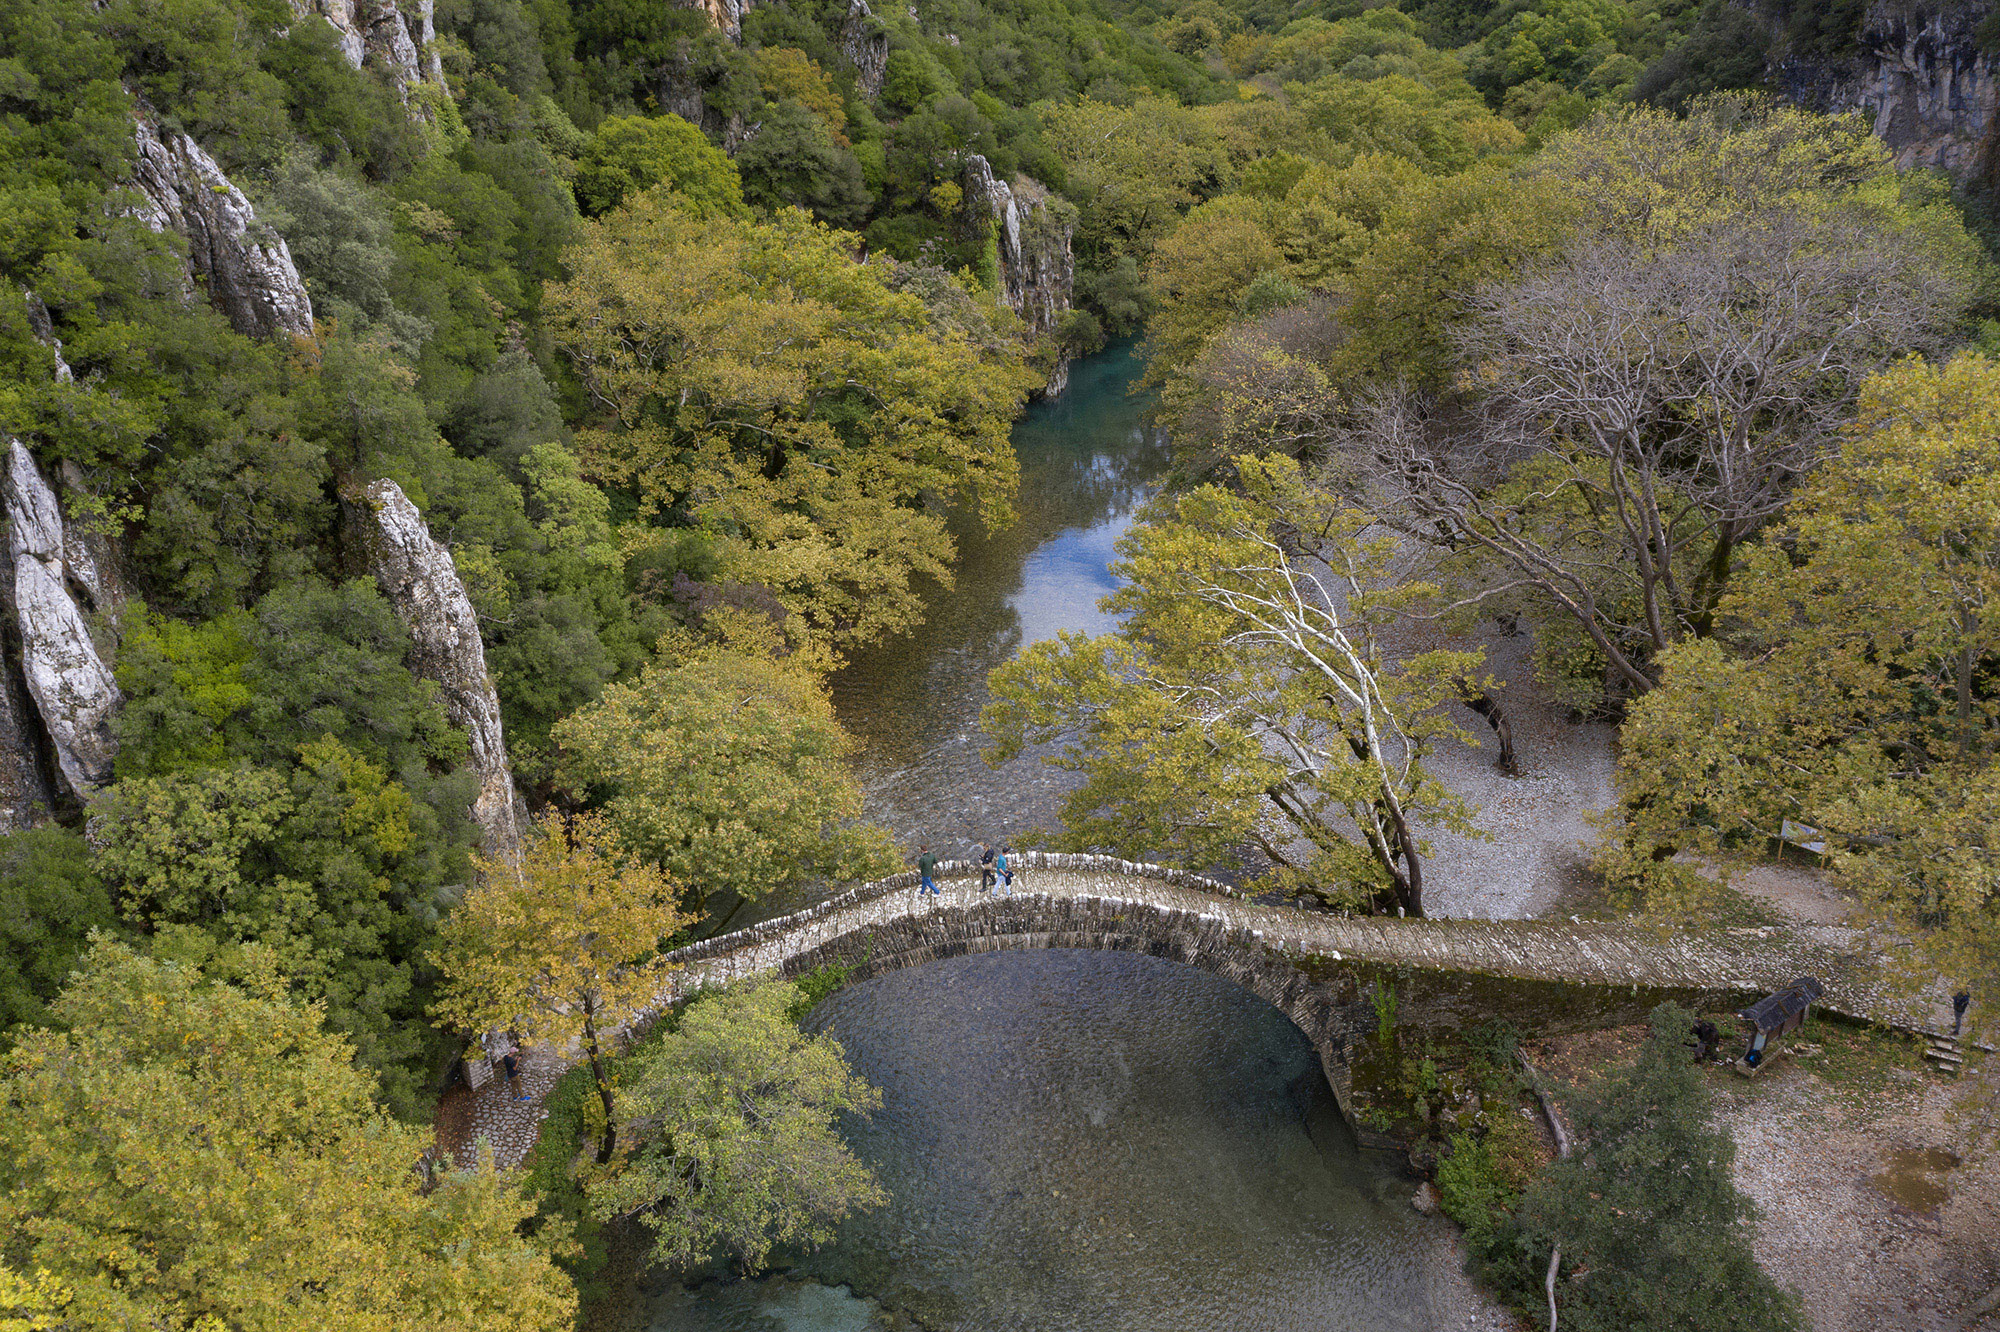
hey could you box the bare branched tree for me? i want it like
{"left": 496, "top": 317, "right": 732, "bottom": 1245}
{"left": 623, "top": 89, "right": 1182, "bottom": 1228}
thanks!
{"left": 1338, "top": 208, "right": 1970, "bottom": 694}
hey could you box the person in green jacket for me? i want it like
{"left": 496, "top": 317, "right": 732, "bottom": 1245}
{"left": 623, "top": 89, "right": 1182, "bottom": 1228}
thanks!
{"left": 917, "top": 846, "right": 939, "bottom": 896}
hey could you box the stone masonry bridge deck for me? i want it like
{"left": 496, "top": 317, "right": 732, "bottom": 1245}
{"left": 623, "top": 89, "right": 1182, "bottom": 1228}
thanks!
{"left": 439, "top": 852, "right": 1914, "bottom": 1172}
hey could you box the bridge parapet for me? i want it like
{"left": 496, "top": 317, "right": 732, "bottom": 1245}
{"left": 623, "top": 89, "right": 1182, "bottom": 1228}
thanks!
{"left": 444, "top": 856, "right": 1911, "bottom": 1171}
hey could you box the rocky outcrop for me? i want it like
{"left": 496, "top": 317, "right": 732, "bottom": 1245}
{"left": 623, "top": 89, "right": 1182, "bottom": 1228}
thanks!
{"left": 288, "top": 0, "right": 448, "bottom": 103}
{"left": 0, "top": 642, "right": 54, "bottom": 831}
{"left": 839, "top": 0, "right": 891, "bottom": 99}
{"left": 129, "top": 117, "right": 316, "bottom": 342}
{"left": 22, "top": 291, "right": 70, "bottom": 384}
{"left": 6, "top": 442, "right": 119, "bottom": 799}
{"left": 0, "top": 453, "right": 55, "bottom": 832}
{"left": 53, "top": 462, "right": 123, "bottom": 633}
{"left": 1766, "top": 1, "right": 2000, "bottom": 182}
{"left": 345, "top": 478, "right": 519, "bottom": 856}
{"left": 683, "top": 0, "right": 750, "bottom": 42}
{"left": 650, "top": 0, "right": 754, "bottom": 140}
{"left": 658, "top": 64, "right": 752, "bottom": 152}
{"left": 964, "top": 155, "right": 1078, "bottom": 396}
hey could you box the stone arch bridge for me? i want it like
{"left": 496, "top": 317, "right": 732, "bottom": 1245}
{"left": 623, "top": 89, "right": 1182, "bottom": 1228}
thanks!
{"left": 441, "top": 853, "right": 1899, "bottom": 1170}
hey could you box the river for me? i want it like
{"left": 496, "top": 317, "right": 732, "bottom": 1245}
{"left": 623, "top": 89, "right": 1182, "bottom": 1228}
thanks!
{"left": 622, "top": 346, "right": 1480, "bottom": 1331}
{"left": 824, "top": 342, "right": 1169, "bottom": 857}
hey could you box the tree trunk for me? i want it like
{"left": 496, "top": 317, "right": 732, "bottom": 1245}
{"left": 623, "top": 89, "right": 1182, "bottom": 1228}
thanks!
{"left": 1382, "top": 790, "right": 1423, "bottom": 918}
{"left": 1456, "top": 677, "right": 1518, "bottom": 776}
{"left": 583, "top": 1004, "right": 617, "bottom": 1165}
{"left": 1688, "top": 526, "right": 1737, "bottom": 640}
{"left": 1546, "top": 1243, "right": 1562, "bottom": 1332}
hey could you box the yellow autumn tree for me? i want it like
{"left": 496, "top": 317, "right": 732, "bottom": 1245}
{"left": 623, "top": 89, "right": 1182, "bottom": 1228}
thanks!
{"left": 1608, "top": 354, "right": 2000, "bottom": 1000}
{"left": 431, "top": 812, "right": 692, "bottom": 1163}
{"left": 0, "top": 942, "right": 575, "bottom": 1332}
{"left": 544, "top": 193, "right": 1034, "bottom": 657}
{"left": 552, "top": 650, "right": 898, "bottom": 924}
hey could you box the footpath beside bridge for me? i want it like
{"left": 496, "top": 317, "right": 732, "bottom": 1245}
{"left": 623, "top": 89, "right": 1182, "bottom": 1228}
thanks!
{"left": 438, "top": 852, "right": 1921, "bottom": 1172}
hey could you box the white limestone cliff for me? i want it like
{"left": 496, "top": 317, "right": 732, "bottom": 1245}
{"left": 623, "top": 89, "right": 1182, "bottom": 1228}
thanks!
{"left": 129, "top": 117, "right": 316, "bottom": 343}
{"left": 346, "top": 477, "right": 520, "bottom": 856}
{"left": 288, "top": 0, "right": 449, "bottom": 103}
{"left": 5, "top": 442, "right": 119, "bottom": 798}
{"left": 964, "top": 155, "right": 1078, "bottom": 397}
{"left": 840, "top": 0, "right": 890, "bottom": 99}
{"left": 1768, "top": 2, "right": 1999, "bottom": 180}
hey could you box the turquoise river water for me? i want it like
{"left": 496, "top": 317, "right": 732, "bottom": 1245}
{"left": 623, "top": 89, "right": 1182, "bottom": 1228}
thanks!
{"left": 626, "top": 346, "right": 1478, "bottom": 1331}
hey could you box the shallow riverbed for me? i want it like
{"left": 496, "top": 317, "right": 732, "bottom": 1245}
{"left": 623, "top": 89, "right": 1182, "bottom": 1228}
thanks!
{"left": 632, "top": 951, "right": 1487, "bottom": 1332}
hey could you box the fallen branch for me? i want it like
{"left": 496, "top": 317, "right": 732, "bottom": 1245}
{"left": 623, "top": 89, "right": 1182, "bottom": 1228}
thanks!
{"left": 1519, "top": 1052, "right": 1571, "bottom": 1157}
{"left": 1520, "top": 1052, "right": 1571, "bottom": 1332}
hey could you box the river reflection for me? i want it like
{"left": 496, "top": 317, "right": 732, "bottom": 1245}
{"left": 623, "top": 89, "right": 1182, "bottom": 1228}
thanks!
{"left": 635, "top": 951, "right": 1469, "bottom": 1332}
{"left": 826, "top": 344, "right": 1168, "bottom": 854}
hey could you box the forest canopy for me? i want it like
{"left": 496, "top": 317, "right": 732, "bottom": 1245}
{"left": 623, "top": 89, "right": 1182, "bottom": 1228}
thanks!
{"left": 1, "top": 0, "right": 1997, "bottom": 1318}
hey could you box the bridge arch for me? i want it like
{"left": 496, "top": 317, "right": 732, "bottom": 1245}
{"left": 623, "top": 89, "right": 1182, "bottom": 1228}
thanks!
{"left": 444, "top": 853, "right": 1882, "bottom": 1171}
{"left": 634, "top": 855, "right": 1380, "bottom": 1117}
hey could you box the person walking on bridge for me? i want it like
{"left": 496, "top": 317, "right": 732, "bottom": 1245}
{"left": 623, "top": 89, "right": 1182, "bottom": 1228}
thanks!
{"left": 997, "top": 845, "right": 1013, "bottom": 894}
{"left": 917, "top": 846, "right": 939, "bottom": 897}
{"left": 979, "top": 842, "right": 998, "bottom": 892}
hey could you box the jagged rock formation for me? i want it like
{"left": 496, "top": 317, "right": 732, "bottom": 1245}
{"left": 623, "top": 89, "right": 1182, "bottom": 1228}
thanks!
{"left": 5, "top": 442, "right": 119, "bottom": 800}
{"left": 22, "top": 291, "right": 70, "bottom": 384}
{"left": 344, "top": 478, "right": 520, "bottom": 856}
{"left": 964, "top": 155, "right": 1078, "bottom": 396}
{"left": 1766, "top": 2, "right": 2000, "bottom": 181}
{"left": 0, "top": 439, "right": 55, "bottom": 831}
{"left": 0, "top": 644, "right": 53, "bottom": 831}
{"left": 129, "top": 117, "right": 316, "bottom": 342}
{"left": 53, "top": 462, "right": 123, "bottom": 634}
{"left": 288, "top": 0, "right": 447, "bottom": 102}
{"left": 684, "top": 0, "right": 751, "bottom": 42}
{"left": 655, "top": 0, "right": 753, "bottom": 145}
{"left": 659, "top": 64, "right": 752, "bottom": 152}
{"left": 840, "top": 0, "right": 891, "bottom": 99}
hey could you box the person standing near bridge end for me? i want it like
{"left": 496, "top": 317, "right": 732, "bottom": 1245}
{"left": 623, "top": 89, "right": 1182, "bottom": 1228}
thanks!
{"left": 1955, "top": 990, "right": 1971, "bottom": 1036}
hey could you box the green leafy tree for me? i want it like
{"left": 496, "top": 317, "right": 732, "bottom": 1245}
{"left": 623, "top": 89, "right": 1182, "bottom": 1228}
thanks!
{"left": 431, "top": 812, "right": 693, "bottom": 1163}
{"left": 1350, "top": 98, "right": 1979, "bottom": 700}
{"left": 1607, "top": 355, "right": 2000, "bottom": 999}
{"left": 571, "top": 114, "right": 746, "bottom": 218}
{"left": 553, "top": 651, "right": 898, "bottom": 921}
{"left": 1506, "top": 1004, "right": 1803, "bottom": 1332}
{"left": 984, "top": 454, "right": 1479, "bottom": 915}
{"left": 115, "top": 581, "right": 466, "bottom": 782}
{"left": 0, "top": 941, "right": 577, "bottom": 1332}
{"left": 736, "top": 100, "right": 874, "bottom": 228}
{"left": 92, "top": 738, "right": 461, "bottom": 1116}
{"left": 545, "top": 192, "right": 1032, "bottom": 654}
{"left": 586, "top": 979, "right": 885, "bottom": 1271}
{"left": 1037, "top": 96, "right": 1229, "bottom": 270}
{"left": 1142, "top": 196, "right": 1285, "bottom": 380}
{"left": 0, "top": 830, "right": 113, "bottom": 1032}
